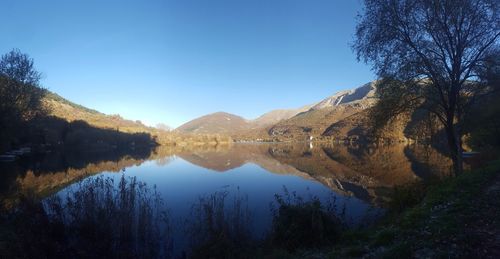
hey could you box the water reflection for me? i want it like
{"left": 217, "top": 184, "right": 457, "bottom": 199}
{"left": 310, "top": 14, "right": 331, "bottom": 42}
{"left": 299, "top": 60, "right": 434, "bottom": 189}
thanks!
{"left": 1, "top": 143, "right": 452, "bottom": 209}
{"left": 1, "top": 142, "right": 455, "bottom": 256}
{"left": 0, "top": 147, "right": 153, "bottom": 208}
{"left": 160, "top": 143, "right": 452, "bottom": 205}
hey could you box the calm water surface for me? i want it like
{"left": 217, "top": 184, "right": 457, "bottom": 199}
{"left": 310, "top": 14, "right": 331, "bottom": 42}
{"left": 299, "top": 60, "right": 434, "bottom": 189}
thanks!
{"left": 0, "top": 142, "right": 452, "bottom": 254}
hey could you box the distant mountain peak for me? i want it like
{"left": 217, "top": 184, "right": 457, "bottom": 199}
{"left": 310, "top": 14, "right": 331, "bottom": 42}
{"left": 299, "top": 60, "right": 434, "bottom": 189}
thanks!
{"left": 311, "top": 82, "right": 376, "bottom": 110}
{"left": 212, "top": 111, "right": 236, "bottom": 116}
{"left": 175, "top": 112, "right": 248, "bottom": 134}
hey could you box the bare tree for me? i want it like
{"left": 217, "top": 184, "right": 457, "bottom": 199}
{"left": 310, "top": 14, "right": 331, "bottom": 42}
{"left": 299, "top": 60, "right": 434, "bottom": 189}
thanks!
{"left": 354, "top": 0, "right": 500, "bottom": 175}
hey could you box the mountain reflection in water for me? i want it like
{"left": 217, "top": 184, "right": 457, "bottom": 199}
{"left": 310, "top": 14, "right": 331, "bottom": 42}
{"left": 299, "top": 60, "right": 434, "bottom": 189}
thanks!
{"left": 1, "top": 143, "right": 452, "bottom": 209}
{"left": 190, "top": 143, "right": 452, "bottom": 202}
{"left": 0, "top": 142, "right": 454, "bottom": 256}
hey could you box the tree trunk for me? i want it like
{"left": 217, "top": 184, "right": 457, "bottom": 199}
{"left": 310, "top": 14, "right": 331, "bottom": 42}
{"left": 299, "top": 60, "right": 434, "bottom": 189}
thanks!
{"left": 445, "top": 121, "right": 463, "bottom": 176}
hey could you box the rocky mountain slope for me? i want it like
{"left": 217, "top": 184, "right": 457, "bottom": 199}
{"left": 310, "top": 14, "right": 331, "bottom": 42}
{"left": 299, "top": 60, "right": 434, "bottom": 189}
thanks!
{"left": 176, "top": 82, "right": 378, "bottom": 138}
{"left": 310, "top": 82, "right": 376, "bottom": 110}
{"left": 254, "top": 81, "right": 439, "bottom": 143}
{"left": 251, "top": 104, "right": 314, "bottom": 128}
{"left": 267, "top": 82, "right": 377, "bottom": 140}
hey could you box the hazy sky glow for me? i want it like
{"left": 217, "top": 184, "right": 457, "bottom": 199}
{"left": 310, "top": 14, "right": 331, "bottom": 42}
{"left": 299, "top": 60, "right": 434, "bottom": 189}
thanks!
{"left": 1, "top": 0, "right": 374, "bottom": 127}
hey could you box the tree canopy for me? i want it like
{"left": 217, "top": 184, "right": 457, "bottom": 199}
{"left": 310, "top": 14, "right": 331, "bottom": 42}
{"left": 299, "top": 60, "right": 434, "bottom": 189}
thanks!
{"left": 354, "top": 0, "right": 499, "bottom": 174}
{"left": 0, "top": 49, "right": 46, "bottom": 150}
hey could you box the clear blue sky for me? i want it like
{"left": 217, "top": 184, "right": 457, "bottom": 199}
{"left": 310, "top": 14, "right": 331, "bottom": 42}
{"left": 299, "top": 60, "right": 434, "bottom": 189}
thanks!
{"left": 1, "top": 0, "right": 374, "bottom": 128}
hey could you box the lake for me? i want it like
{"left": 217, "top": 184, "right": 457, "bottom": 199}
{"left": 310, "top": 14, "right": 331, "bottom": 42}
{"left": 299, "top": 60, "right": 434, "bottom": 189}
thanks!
{"left": 0, "top": 142, "right": 452, "bottom": 255}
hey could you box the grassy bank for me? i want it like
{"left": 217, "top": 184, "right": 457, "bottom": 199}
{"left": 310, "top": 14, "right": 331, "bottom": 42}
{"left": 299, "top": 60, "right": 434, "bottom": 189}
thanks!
{"left": 188, "top": 160, "right": 500, "bottom": 258}
{"left": 323, "top": 159, "right": 500, "bottom": 258}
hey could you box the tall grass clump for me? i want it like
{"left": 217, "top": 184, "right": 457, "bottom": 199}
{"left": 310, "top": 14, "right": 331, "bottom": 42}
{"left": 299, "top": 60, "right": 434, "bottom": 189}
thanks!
{"left": 185, "top": 189, "right": 254, "bottom": 258}
{"left": 0, "top": 175, "right": 171, "bottom": 258}
{"left": 268, "top": 187, "right": 345, "bottom": 251}
{"left": 49, "top": 175, "right": 172, "bottom": 258}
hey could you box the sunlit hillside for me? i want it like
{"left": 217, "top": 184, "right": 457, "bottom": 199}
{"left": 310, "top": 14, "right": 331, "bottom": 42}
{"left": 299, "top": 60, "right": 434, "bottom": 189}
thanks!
{"left": 43, "top": 91, "right": 233, "bottom": 146}
{"left": 44, "top": 92, "right": 156, "bottom": 134}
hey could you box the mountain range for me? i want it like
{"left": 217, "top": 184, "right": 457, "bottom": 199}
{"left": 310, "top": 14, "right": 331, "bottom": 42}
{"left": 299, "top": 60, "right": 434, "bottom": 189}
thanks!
{"left": 44, "top": 80, "right": 435, "bottom": 143}
{"left": 175, "top": 82, "right": 379, "bottom": 140}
